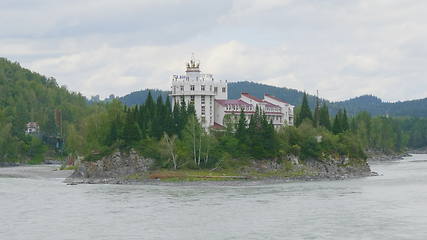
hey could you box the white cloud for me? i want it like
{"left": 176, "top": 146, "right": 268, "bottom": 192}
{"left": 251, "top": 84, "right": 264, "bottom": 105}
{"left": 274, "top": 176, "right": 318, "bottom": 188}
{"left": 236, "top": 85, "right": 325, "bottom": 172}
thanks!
{"left": 2, "top": 0, "right": 427, "bottom": 102}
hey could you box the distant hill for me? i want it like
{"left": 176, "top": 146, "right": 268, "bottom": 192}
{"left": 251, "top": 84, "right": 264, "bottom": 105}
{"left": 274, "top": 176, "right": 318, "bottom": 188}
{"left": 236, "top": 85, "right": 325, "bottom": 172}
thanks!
{"left": 119, "top": 89, "right": 169, "bottom": 106}
{"left": 118, "top": 81, "right": 427, "bottom": 118}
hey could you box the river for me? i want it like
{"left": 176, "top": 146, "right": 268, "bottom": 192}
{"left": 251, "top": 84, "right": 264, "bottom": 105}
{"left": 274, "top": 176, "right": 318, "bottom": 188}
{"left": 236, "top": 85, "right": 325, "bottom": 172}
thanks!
{"left": 1, "top": 154, "right": 427, "bottom": 240}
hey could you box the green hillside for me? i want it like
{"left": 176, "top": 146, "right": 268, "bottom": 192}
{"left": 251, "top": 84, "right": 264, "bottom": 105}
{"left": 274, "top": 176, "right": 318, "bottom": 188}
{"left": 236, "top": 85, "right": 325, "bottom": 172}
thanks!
{"left": 0, "top": 58, "right": 92, "bottom": 163}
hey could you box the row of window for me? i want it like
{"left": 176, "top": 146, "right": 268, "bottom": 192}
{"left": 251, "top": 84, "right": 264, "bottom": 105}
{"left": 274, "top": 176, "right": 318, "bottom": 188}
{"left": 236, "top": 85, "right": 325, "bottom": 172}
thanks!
{"left": 225, "top": 105, "right": 254, "bottom": 111}
{"left": 174, "top": 85, "right": 226, "bottom": 93}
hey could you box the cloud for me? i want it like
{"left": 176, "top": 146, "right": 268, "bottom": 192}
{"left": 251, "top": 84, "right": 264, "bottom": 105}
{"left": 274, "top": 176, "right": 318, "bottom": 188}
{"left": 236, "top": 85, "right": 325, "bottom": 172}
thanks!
{"left": 2, "top": 0, "right": 427, "bottom": 101}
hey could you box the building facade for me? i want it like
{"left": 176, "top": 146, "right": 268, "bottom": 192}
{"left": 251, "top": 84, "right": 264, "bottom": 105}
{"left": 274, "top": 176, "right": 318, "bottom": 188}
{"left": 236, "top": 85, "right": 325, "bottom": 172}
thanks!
{"left": 214, "top": 93, "right": 294, "bottom": 129}
{"left": 170, "top": 58, "right": 294, "bottom": 129}
{"left": 170, "top": 58, "right": 227, "bottom": 128}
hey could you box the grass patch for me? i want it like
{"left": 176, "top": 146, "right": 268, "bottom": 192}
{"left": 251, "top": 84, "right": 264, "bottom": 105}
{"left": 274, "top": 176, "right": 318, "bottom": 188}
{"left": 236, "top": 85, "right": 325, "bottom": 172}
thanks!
{"left": 60, "top": 165, "right": 77, "bottom": 170}
{"left": 148, "top": 169, "right": 249, "bottom": 182}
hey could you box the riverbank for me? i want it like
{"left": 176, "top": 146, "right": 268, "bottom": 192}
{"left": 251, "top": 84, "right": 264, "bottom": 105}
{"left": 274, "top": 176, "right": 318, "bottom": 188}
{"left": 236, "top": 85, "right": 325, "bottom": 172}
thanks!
{"left": 366, "top": 151, "right": 411, "bottom": 162}
{"left": 0, "top": 164, "right": 73, "bottom": 179}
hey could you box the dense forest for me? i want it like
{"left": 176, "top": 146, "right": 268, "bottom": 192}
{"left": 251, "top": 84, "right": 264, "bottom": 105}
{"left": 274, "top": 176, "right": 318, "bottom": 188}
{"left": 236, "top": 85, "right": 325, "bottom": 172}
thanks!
{"left": 1, "top": 58, "right": 427, "bottom": 167}
{"left": 66, "top": 91, "right": 427, "bottom": 171}
{"left": 119, "top": 81, "right": 427, "bottom": 118}
{"left": 0, "top": 58, "right": 93, "bottom": 163}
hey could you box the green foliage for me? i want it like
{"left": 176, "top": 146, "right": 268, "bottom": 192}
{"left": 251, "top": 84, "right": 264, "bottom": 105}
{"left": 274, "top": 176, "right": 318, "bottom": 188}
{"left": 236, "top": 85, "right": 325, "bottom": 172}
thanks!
{"left": 0, "top": 58, "right": 92, "bottom": 163}
{"left": 2, "top": 57, "right": 425, "bottom": 168}
{"left": 319, "top": 103, "right": 331, "bottom": 130}
{"left": 295, "top": 93, "right": 313, "bottom": 126}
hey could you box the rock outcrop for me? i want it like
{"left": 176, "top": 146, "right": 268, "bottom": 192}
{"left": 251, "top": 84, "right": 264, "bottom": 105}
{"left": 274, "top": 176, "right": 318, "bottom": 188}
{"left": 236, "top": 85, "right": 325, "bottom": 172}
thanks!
{"left": 304, "top": 159, "right": 373, "bottom": 179}
{"left": 70, "top": 149, "right": 153, "bottom": 180}
{"left": 366, "top": 150, "right": 410, "bottom": 162}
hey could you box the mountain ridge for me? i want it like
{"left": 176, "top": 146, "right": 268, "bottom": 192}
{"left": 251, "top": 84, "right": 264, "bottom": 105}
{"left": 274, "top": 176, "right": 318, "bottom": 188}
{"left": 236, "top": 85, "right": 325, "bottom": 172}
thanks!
{"left": 116, "top": 81, "right": 427, "bottom": 117}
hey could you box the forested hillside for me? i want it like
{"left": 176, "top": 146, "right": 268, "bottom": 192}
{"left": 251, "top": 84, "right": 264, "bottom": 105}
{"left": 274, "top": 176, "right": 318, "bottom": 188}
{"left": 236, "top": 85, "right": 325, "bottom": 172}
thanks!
{"left": 119, "top": 89, "right": 168, "bottom": 106}
{"left": 1, "top": 57, "right": 426, "bottom": 165}
{"left": 118, "top": 81, "right": 427, "bottom": 118}
{"left": 0, "top": 58, "right": 92, "bottom": 163}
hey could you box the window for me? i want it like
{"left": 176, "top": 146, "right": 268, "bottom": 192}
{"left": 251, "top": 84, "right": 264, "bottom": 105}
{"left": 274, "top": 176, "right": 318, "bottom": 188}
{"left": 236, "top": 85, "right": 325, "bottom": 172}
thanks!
{"left": 201, "top": 106, "right": 205, "bottom": 115}
{"left": 201, "top": 117, "right": 206, "bottom": 123}
{"left": 190, "top": 85, "right": 195, "bottom": 91}
{"left": 180, "top": 85, "right": 184, "bottom": 91}
{"left": 222, "top": 87, "right": 226, "bottom": 93}
{"left": 190, "top": 95, "right": 195, "bottom": 104}
{"left": 180, "top": 96, "right": 185, "bottom": 104}
{"left": 210, "top": 85, "right": 212, "bottom": 91}
{"left": 201, "top": 85, "right": 205, "bottom": 91}
{"left": 201, "top": 96, "right": 205, "bottom": 104}
{"left": 173, "top": 86, "right": 176, "bottom": 94}
{"left": 214, "top": 87, "right": 218, "bottom": 93}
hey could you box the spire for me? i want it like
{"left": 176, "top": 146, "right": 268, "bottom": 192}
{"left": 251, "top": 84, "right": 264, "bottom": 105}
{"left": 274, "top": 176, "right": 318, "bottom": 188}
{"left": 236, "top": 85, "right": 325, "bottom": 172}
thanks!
{"left": 186, "top": 53, "right": 200, "bottom": 72}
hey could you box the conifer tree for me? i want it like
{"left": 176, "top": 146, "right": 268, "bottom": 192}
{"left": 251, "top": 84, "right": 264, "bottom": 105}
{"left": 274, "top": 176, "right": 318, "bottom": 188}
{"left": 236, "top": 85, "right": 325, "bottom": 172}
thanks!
{"left": 172, "top": 102, "right": 182, "bottom": 135}
{"left": 296, "top": 92, "right": 313, "bottom": 126}
{"left": 319, "top": 103, "right": 331, "bottom": 130}
{"left": 123, "top": 109, "right": 140, "bottom": 145}
{"left": 332, "top": 112, "right": 342, "bottom": 134}
{"left": 342, "top": 109, "right": 349, "bottom": 132}
{"left": 313, "top": 93, "right": 320, "bottom": 128}
{"left": 235, "top": 109, "right": 247, "bottom": 144}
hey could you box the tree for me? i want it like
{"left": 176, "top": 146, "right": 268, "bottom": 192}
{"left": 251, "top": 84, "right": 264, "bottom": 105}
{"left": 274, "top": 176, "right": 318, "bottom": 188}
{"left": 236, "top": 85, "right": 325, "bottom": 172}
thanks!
{"left": 296, "top": 93, "right": 313, "bottom": 126}
{"left": 313, "top": 94, "right": 321, "bottom": 128}
{"left": 235, "top": 109, "right": 248, "bottom": 144}
{"left": 319, "top": 103, "right": 331, "bottom": 130}
{"left": 160, "top": 133, "right": 178, "bottom": 170}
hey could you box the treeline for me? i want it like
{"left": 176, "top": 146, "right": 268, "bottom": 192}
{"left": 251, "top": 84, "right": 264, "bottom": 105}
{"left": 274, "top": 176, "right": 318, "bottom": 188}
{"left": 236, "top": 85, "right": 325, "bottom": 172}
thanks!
{"left": 67, "top": 92, "right": 427, "bottom": 170}
{"left": 1, "top": 57, "right": 426, "bottom": 166}
{"left": 296, "top": 93, "right": 423, "bottom": 153}
{"left": 68, "top": 92, "right": 369, "bottom": 170}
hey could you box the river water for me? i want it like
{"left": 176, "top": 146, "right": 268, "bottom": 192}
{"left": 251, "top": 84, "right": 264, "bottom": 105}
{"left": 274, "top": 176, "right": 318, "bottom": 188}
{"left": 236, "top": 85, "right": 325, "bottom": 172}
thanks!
{"left": 1, "top": 154, "right": 427, "bottom": 240}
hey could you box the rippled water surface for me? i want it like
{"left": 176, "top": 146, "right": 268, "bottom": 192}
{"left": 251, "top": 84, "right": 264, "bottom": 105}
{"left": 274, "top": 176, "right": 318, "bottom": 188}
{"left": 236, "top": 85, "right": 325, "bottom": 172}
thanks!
{"left": 1, "top": 154, "right": 427, "bottom": 240}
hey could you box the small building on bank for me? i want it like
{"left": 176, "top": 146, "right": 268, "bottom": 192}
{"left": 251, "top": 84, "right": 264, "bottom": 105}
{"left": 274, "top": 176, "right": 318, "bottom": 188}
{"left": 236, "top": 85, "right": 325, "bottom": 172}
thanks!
{"left": 25, "top": 122, "right": 40, "bottom": 135}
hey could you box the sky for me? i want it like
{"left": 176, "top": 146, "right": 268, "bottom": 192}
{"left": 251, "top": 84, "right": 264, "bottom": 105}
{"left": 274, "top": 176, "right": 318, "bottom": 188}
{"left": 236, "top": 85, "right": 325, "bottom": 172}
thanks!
{"left": 1, "top": 0, "right": 427, "bottom": 102}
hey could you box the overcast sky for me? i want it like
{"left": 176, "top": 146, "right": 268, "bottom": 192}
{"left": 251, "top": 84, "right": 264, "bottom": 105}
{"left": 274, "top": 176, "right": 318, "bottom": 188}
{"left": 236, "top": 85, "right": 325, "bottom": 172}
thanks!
{"left": 2, "top": 0, "right": 427, "bottom": 101}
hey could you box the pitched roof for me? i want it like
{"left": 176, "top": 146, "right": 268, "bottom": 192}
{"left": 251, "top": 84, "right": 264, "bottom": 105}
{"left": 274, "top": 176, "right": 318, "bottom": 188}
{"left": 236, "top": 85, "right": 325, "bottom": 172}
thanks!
{"left": 264, "top": 94, "right": 288, "bottom": 104}
{"left": 262, "top": 100, "right": 280, "bottom": 108}
{"left": 215, "top": 99, "right": 252, "bottom": 107}
{"left": 241, "top": 93, "right": 263, "bottom": 102}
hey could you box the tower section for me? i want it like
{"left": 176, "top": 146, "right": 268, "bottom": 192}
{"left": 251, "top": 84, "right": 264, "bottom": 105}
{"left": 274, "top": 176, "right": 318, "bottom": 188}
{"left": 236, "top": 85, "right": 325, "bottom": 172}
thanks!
{"left": 170, "top": 57, "right": 227, "bottom": 128}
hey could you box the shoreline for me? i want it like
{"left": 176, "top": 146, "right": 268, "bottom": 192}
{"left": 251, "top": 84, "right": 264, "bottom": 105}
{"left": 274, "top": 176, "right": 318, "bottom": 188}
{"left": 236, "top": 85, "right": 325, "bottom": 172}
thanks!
{"left": 0, "top": 164, "right": 73, "bottom": 179}
{"left": 64, "top": 171, "right": 378, "bottom": 186}
{"left": 1, "top": 152, "right": 417, "bottom": 185}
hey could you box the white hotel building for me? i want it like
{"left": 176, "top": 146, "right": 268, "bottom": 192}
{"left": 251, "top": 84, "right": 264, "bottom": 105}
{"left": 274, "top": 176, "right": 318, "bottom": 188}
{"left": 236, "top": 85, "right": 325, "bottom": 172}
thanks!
{"left": 170, "top": 58, "right": 294, "bottom": 129}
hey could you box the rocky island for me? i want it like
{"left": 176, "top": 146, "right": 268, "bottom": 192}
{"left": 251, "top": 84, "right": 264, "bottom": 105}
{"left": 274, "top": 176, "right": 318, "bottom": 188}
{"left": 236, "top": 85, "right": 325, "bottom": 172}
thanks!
{"left": 66, "top": 148, "right": 374, "bottom": 185}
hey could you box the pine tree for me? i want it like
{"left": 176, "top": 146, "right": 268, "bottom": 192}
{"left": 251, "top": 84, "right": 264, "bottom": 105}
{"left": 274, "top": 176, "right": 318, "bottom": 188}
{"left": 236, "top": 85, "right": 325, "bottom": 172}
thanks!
{"left": 342, "top": 109, "right": 349, "bottom": 132}
{"left": 313, "top": 93, "right": 320, "bottom": 128}
{"left": 164, "top": 96, "right": 173, "bottom": 135}
{"left": 235, "top": 109, "right": 247, "bottom": 144}
{"left": 172, "top": 102, "right": 181, "bottom": 136}
{"left": 296, "top": 92, "right": 313, "bottom": 126}
{"left": 123, "top": 109, "right": 140, "bottom": 145}
{"left": 319, "top": 103, "right": 331, "bottom": 130}
{"left": 332, "top": 112, "right": 342, "bottom": 134}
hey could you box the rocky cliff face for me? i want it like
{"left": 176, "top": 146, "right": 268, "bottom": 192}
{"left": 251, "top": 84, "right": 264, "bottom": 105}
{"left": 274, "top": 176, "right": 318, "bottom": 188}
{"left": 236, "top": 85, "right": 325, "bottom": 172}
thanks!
{"left": 304, "top": 159, "right": 373, "bottom": 179}
{"left": 71, "top": 150, "right": 153, "bottom": 180}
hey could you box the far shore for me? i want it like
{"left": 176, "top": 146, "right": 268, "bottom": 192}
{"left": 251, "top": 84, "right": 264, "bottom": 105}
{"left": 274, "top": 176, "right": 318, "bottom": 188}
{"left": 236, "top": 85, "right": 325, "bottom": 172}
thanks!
{"left": 0, "top": 164, "right": 73, "bottom": 179}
